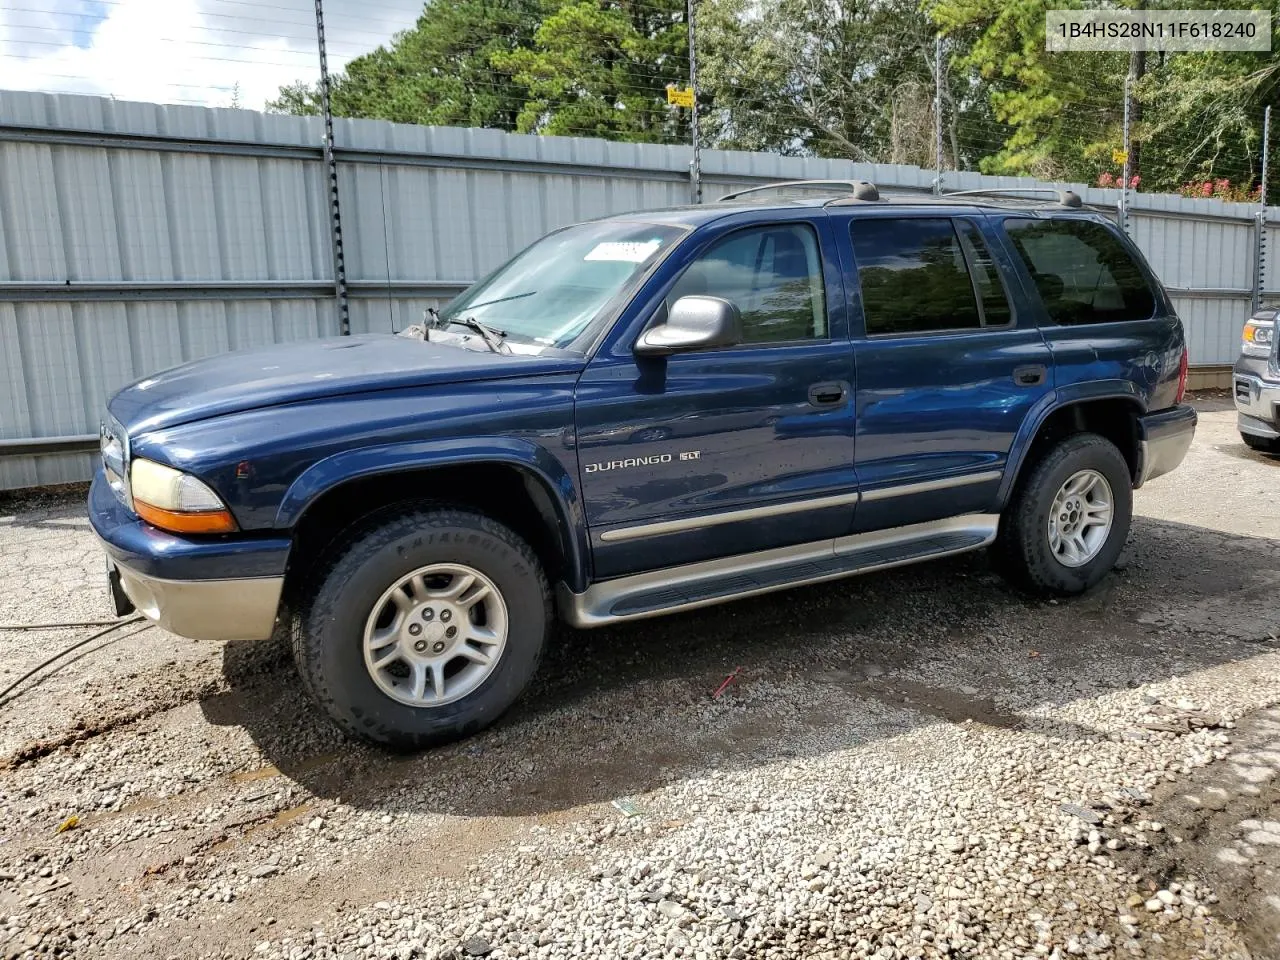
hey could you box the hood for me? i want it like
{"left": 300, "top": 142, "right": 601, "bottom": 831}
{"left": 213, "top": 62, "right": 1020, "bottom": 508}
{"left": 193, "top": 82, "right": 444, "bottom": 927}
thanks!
{"left": 109, "top": 333, "right": 583, "bottom": 436}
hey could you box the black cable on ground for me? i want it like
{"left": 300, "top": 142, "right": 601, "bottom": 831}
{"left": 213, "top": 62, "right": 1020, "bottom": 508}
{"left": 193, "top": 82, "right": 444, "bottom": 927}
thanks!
{"left": 0, "top": 619, "right": 125, "bottom": 631}
{"left": 0, "top": 616, "right": 148, "bottom": 704}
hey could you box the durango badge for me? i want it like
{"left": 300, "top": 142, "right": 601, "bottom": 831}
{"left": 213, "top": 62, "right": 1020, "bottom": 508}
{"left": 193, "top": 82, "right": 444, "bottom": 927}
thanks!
{"left": 585, "top": 454, "right": 673, "bottom": 473}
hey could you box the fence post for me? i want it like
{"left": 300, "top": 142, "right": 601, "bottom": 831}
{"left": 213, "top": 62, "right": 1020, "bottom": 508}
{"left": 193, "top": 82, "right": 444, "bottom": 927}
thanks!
{"left": 934, "top": 33, "right": 944, "bottom": 195}
{"left": 314, "top": 0, "right": 350, "bottom": 335}
{"left": 1119, "top": 73, "right": 1131, "bottom": 236}
{"left": 1255, "top": 105, "right": 1271, "bottom": 313}
{"left": 688, "top": 0, "right": 702, "bottom": 204}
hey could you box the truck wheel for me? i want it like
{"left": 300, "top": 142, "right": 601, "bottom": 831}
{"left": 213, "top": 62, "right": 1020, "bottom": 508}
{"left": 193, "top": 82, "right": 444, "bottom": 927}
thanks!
{"left": 1242, "top": 432, "right": 1280, "bottom": 453}
{"left": 294, "top": 507, "right": 550, "bottom": 749}
{"left": 997, "top": 433, "right": 1133, "bottom": 596}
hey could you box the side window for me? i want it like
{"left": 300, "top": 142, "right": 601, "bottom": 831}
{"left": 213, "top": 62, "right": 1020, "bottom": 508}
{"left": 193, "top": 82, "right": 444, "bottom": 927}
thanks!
{"left": 1003, "top": 218, "right": 1156, "bottom": 325}
{"left": 667, "top": 223, "right": 827, "bottom": 343}
{"left": 851, "top": 218, "right": 993, "bottom": 335}
{"left": 956, "top": 221, "right": 1013, "bottom": 328}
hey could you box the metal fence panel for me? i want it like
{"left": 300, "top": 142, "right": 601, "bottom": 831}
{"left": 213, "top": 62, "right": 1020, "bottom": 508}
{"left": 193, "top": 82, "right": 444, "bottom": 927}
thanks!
{"left": 0, "top": 88, "right": 1274, "bottom": 489}
{"left": 1171, "top": 294, "right": 1249, "bottom": 370}
{"left": 1130, "top": 212, "right": 1254, "bottom": 291}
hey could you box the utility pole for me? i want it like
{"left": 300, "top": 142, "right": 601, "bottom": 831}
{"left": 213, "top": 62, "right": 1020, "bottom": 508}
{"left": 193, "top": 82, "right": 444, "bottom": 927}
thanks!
{"left": 688, "top": 0, "right": 702, "bottom": 204}
{"left": 314, "top": 0, "right": 350, "bottom": 335}
{"left": 1119, "top": 72, "right": 1131, "bottom": 236}
{"left": 934, "top": 33, "right": 944, "bottom": 195}
{"left": 1255, "top": 105, "right": 1271, "bottom": 313}
{"left": 1127, "top": 1, "right": 1145, "bottom": 180}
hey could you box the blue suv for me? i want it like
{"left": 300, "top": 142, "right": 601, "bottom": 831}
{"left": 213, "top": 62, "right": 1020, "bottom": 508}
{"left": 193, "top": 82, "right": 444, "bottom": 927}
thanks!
{"left": 89, "top": 180, "right": 1196, "bottom": 748}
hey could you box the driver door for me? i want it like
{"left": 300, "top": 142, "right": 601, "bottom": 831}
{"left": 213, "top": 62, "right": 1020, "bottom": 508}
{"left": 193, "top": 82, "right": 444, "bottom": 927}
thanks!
{"left": 574, "top": 215, "right": 857, "bottom": 580}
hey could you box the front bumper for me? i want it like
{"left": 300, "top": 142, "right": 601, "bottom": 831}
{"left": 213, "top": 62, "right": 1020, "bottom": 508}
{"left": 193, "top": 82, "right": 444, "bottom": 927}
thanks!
{"left": 108, "top": 557, "right": 283, "bottom": 642}
{"left": 1233, "top": 367, "right": 1280, "bottom": 439}
{"left": 89, "top": 469, "right": 288, "bottom": 642}
{"left": 1135, "top": 404, "right": 1197, "bottom": 487}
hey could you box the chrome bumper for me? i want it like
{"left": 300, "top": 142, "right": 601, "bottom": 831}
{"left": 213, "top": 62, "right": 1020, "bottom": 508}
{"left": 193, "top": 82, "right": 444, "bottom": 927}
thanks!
{"left": 1135, "top": 404, "right": 1197, "bottom": 487}
{"left": 109, "top": 556, "right": 282, "bottom": 642}
{"left": 1234, "top": 373, "right": 1280, "bottom": 438}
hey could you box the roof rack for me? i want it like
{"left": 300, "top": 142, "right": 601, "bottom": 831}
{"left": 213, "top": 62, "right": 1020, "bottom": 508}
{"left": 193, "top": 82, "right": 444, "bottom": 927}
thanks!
{"left": 941, "top": 187, "right": 1083, "bottom": 209}
{"left": 717, "top": 179, "right": 881, "bottom": 203}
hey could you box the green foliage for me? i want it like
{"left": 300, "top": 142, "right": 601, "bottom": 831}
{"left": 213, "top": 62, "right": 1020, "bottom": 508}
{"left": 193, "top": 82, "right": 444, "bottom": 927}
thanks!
{"left": 266, "top": 0, "right": 539, "bottom": 129}
{"left": 266, "top": 0, "right": 1279, "bottom": 197}
{"left": 493, "top": 0, "right": 690, "bottom": 140}
{"left": 1137, "top": 31, "right": 1280, "bottom": 192}
{"left": 699, "top": 0, "right": 939, "bottom": 161}
{"left": 930, "top": 0, "right": 1127, "bottom": 181}
{"left": 930, "top": 0, "right": 1279, "bottom": 193}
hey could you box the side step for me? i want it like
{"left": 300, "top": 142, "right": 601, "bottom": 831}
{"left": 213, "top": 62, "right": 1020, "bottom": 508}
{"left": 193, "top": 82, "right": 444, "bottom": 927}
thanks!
{"left": 559, "top": 514, "right": 999, "bottom": 628}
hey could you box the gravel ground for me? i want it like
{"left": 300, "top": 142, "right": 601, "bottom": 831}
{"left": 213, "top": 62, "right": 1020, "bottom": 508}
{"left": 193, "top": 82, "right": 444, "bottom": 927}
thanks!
{"left": 1, "top": 396, "right": 1279, "bottom": 960}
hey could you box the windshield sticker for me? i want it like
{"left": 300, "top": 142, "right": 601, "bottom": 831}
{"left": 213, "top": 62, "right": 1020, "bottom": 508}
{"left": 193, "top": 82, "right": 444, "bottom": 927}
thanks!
{"left": 583, "top": 240, "right": 662, "bottom": 263}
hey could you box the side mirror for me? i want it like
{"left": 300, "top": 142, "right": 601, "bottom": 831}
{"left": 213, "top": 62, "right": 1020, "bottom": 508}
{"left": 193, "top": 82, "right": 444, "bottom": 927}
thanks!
{"left": 634, "top": 296, "right": 743, "bottom": 356}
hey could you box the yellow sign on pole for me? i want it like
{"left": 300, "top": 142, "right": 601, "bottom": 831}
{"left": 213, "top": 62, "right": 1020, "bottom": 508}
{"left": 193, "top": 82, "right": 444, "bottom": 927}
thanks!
{"left": 666, "top": 86, "right": 695, "bottom": 109}
{"left": 1112, "top": 149, "right": 1128, "bottom": 165}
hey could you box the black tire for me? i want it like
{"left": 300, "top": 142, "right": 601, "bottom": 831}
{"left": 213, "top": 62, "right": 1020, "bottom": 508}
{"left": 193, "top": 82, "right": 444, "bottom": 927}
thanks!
{"left": 996, "top": 433, "right": 1133, "bottom": 596}
{"left": 293, "top": 507, "right": 550, "bottom": 749}
{"left": 1242, "top": 432, "right": 1280, "bottom": 453}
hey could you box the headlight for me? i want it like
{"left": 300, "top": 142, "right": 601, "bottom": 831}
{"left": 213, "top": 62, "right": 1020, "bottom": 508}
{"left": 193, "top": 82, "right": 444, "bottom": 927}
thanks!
{"left": 129, "top": 458, "right": 237, "bottom": 534}
{"left": 99, "top": 422, "right": 128, "bottom": 506}
{"left": 1242, "top": 318, "right": 1274, "bottom": 358}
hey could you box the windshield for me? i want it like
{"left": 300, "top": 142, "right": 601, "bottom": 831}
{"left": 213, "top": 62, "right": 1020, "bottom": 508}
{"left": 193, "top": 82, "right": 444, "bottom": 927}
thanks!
{"left": 438, "top": 220, "right": 686, "bottom": 352}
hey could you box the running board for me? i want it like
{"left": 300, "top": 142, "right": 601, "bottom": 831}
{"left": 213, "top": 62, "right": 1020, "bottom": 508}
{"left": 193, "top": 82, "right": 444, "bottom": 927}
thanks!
{"left": 558, "top": 514, "right": 999, "bottom": 628}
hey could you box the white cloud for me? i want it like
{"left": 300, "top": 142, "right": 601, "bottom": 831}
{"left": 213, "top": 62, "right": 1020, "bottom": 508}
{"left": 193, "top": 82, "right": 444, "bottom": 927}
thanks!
{"left": 0, "top": 0, "right": 422, "bottom": 109}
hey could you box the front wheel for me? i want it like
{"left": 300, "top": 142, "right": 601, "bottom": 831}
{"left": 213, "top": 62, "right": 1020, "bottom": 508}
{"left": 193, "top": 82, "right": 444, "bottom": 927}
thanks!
{"left": 996, "top": 433, "right": 1133, "bottom": 596}
{"left": 293, "top": 507, "right": 550, "bottom": 749}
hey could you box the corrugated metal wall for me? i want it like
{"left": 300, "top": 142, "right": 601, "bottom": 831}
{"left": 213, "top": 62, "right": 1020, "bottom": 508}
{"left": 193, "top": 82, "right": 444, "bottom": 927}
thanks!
{"left": 0, "top": 89, "right": 1273, "bottom": 489}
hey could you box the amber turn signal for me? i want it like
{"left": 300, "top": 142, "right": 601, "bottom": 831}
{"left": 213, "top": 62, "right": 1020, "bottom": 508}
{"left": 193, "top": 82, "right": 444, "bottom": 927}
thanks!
{"left": 133, "top": 500, "right": 238, "bottom": 534}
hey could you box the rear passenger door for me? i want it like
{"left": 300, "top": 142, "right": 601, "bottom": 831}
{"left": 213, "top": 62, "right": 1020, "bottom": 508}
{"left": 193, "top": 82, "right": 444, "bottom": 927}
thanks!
{"left": 836, "top": 213, "right": 1053, "bottom": 533}
{"left": 998, "top": 216, "right": 1180, "bottom": 408}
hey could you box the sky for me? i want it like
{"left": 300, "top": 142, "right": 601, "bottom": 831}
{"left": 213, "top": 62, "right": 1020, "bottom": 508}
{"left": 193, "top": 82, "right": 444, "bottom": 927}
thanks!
{"left": 0, "top": 0, "right": 424, "bottom": 109}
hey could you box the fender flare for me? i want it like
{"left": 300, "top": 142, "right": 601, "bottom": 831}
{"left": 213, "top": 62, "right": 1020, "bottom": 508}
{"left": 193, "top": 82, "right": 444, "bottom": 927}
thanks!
{"left": 275, "top": 436, "right": 590, "bottom": 591}
{"left": 997, "top": 381, "right": 1146, "bottom": 507}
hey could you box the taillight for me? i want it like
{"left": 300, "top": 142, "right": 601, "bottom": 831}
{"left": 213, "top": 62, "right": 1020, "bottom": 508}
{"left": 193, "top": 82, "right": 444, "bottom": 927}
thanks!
{"left": 1174, "top": 346, "right": 1189, "bottom": 404}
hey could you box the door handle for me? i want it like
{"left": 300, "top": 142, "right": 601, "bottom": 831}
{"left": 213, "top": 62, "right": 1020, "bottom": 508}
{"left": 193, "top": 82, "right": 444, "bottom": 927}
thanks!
{"left": 1013, "top": 365, "right": 1047, "bottom": 387}
{"left": 808, "top": 381, "right": 848, "bottom": 407}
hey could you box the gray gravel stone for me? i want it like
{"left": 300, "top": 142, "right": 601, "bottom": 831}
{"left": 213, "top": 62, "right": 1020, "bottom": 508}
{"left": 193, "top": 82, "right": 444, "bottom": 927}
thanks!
{"left": 1059, "top": 804, "right": 1103, "bottom": 825}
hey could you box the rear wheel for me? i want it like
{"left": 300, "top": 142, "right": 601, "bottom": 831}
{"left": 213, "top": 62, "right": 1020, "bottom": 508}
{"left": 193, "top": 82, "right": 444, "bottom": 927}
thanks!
{"left": 997, "top": 433, "right": 1133, "bottom": 596}
{"left": 293, "top": 507, "right": 550, "bottom": 749}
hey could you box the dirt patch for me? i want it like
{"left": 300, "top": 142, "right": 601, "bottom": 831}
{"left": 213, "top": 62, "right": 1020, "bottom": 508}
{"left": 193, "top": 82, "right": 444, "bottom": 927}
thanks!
{"left": 857, "top": 678, "right": 1025, "bottom": 730}
{"left": 1136, "top": 705, "right": 1280, "bottom": 959}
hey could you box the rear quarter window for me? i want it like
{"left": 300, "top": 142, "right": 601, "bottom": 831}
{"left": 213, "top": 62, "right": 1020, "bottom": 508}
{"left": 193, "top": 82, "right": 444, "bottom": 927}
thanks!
{"left": 1003, "top": 218, "right": 1156, "bottom": 325}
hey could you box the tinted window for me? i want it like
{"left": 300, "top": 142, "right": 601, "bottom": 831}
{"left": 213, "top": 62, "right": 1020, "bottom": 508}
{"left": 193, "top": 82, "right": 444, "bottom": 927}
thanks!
{"left": 957, "top": 221, "right": 1013, "bottom": 327}
{"left": 668, "top": 224, "right": 827, "bottom": 343}
{"left": 852, "top": 218, "right": 986, "bottom": 335}
{"left": 1003, "top": 218, "right": 1156, "bottom": 325}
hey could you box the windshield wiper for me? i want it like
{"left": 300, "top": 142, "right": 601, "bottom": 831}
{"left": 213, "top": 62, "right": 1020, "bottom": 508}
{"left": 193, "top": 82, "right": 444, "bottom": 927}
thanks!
{"left": 433, "top": 290, "right": 534, "bottom": 351}
{"left": 444, "top": 316, "right": 510, "bottom": 354}
{"left": 463, "top": 290, "right": 537, "bottom": 311}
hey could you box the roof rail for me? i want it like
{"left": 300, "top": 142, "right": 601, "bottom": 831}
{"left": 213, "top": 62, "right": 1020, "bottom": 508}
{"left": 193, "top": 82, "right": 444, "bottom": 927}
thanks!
{"left": 942, "top": 187, "right": 1083, "bottom": 209}
{"left": 717, "top": 179, "right": 881, "bottom": 203}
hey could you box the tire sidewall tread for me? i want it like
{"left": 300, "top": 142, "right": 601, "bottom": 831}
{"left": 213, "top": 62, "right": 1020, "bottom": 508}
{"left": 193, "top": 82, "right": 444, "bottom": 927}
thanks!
{"left": 1000, "top": 433, "right": 1133, "bottom": 596}
{"left": 294, "top": 506, "right": 549, "bottom": 750}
